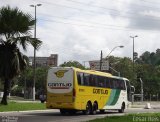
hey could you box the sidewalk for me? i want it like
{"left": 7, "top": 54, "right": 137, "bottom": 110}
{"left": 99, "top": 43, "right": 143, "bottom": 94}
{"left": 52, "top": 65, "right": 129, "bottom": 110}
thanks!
{"left": 131, "top": 101, "right": 160, "bottom": 109}
{"left": 0, "top": 109, "right": 58, "bottom": 114}
{"left": 9, "top": 99, "right": 41, "bottom": 103}
{"left": 0, "top": 96, "right": 41, "bottom": 103}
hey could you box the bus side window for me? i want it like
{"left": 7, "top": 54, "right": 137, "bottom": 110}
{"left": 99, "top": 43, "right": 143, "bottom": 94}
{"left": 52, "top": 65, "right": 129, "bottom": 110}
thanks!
{"left": 97, "top": 76, "right": 105, "bottom": 87}
{"left": 94, "top": 75, "right": 98, "bottom": 87}
{"left": 89, "top": 75, "right": 97, "bottom": 87}
{"left": 77, "top": 73, "right": 81, "bottom": 85}
{"left": 110, "top": 78, "right": 114, "bottom": 89}
{"left": 114, "top": 79, "right": 119, "bottom": 89}
{"left": 119, "top": 80, "right": 126, "bottom": 90}
{"left": 117, "top": 79, "right": 121, "bottom": 89}
{"left": 111, "top": 78, "right": 116, "bottom": 89}
{"left": 84, "top": 73, "right": 90, "bottom": 86}
{"left": 89, "top": 75, "right": 94, "bottom": 86}
{"left": 105, "top": 77, "right": 110, "bottom": 88}
{"left": 77, "top": 72, "right": 84, "bottom": 85}
{"left": 114, "top": 79, "right": 125, "bottom": 90}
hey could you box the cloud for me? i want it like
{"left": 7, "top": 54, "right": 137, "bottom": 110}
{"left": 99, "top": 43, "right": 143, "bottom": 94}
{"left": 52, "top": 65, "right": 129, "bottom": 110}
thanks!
{"left": 1, "top": 0, "right": 160, "bottom": 65}
{"left": 127, "top": 0, "right": 160, "bottom": 30}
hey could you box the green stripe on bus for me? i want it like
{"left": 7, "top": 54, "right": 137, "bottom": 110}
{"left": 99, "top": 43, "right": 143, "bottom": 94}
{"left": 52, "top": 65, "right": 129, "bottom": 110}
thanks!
{"left": 110, "top": 89, "right": 121, "bottom": 105}
{"left": 106, "top": 89, "right": 116, "bottom": 105}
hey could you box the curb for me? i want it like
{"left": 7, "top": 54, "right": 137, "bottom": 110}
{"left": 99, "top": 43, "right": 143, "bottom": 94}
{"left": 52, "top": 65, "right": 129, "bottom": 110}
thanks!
{"left": 0, "top": 109, "right": 59, "bottom": 114}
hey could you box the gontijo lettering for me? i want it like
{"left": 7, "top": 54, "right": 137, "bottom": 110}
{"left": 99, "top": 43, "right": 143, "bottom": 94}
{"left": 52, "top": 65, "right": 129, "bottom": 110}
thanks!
{"left": 48, "top": 83, "right": 72, "bottom": 89}
{"left": 93, "top": 88, "right": 108, "bottom": 95}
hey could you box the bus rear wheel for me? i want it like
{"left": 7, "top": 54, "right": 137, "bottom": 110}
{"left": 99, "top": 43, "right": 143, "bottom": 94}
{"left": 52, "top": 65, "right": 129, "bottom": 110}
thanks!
{"left": 83, "top": 102, "right": 92, "bottom": 115}
{"left": 60, "top": 109, "right": 66, "bottom": 115}
{"left": 68, "top": 110, "right": 76, "bottom": 115}
{"left": 100, "top": 110, "right": 105, "bottom": 114}
{"left": 92, "top": 102, "right": 98, "bottom": 115}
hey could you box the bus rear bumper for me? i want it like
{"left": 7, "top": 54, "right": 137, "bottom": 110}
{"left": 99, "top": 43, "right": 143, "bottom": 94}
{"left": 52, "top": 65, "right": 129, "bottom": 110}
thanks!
{"left": 46, "top": 102, "right": 75, "bottom": 109}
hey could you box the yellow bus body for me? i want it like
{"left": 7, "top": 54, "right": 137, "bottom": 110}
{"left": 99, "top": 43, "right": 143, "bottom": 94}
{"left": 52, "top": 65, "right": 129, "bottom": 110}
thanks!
{"left": 46, "top": 67, "right": 129, "bottom": 113}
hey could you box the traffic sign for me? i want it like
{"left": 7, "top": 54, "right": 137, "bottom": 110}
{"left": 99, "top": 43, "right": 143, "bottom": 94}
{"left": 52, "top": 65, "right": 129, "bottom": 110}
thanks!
{"left": 89, "top": 60, "right": 109, "bottom": 71}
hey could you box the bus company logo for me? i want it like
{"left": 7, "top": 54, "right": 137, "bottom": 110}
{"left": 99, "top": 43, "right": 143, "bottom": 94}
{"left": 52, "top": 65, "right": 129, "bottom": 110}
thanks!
{"left": 54, "top": 70, "right": 68, "bottom": 78}
{"left": 48, "top": 83, "right": 72, "bottom": 89}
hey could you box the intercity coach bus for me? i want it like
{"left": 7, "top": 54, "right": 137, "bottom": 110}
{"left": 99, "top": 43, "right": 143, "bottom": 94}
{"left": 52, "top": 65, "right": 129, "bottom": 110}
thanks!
{"left": 46, "top": 67, "right": 134, "bottom": 115}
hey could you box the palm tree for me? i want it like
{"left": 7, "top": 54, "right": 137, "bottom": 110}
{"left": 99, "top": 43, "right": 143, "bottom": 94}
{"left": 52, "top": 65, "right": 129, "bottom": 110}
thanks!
{"left": 0, "top": 6, "right": 42, "bottom": 105}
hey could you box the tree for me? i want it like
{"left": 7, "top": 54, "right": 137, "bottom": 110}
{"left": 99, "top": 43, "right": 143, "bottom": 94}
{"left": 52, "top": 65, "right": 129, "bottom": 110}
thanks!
{"left": 0, "top": 78, "right": 3, "bottom": 91}
{"left": 60, "top": 60, "right": 85, "bottom": 69}
{"left": 14, "top": 67, "right": 49, "bottom": 99}
{"left": 107, "top": 56, "right": 133, "bottom": 81}
{"left": 135, "top": 49, "right": 160, "bottom": 99}
{"left": 0, "top": 6, "right": 42, "bottom": 105}
{"left": 35, "top": 67, "right": 49, "bottom": 92}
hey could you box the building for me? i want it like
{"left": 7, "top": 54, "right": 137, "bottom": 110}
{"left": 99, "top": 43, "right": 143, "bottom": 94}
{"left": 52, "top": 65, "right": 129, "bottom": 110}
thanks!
{"left": 29, "top": 54, "right": 58, "bottom": 67}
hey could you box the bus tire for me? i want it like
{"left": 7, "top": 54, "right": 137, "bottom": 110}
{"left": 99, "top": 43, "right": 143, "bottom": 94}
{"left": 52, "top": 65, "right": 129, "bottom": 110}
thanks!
{"left": 83, "top": 102, "right": 92, "bottom": 115}
{"left": 60, "top": 109, "right": 66, "bottom": 115}
{"left": 68, "top": 110, "right": 76, "bottom": 115}
{"left": 118, "top": 103, "right": 125, "bottom": 113}
{"left": 92, "top": 102, "right": 98, "bottom": 115}
{"left": 100, "top": 110, "right": 105, "bottom": 114}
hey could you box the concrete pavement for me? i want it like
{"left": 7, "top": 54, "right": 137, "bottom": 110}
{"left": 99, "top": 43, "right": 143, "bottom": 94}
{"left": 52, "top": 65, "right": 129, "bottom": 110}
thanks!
{"left": 0, "top": 108, "right": 160, "bottom": 122}
{"left": 131, "top": 101, "right": 160, "bottom": 109}
{"left": 0, "top": 100, "right": 160, "bottom": 113}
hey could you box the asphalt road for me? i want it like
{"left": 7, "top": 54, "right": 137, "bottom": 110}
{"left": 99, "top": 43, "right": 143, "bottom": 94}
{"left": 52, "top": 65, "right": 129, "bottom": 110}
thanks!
{"left": 0, "top": 108, "right": 160, "bottom": 122}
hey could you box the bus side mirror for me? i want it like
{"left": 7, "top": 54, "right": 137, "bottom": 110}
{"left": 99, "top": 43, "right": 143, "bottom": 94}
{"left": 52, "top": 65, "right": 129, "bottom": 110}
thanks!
{"left": 131, "top": 86, "right": 135, "bottom": 94}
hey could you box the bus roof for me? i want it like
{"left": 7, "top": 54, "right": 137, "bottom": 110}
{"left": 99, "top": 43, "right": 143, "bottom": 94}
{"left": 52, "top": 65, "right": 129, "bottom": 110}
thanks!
{"left": 50, "top": 67, "right": 112, "bottom": 77}
{"left": 49, "top": 67, "right": 129, "bottom": 80}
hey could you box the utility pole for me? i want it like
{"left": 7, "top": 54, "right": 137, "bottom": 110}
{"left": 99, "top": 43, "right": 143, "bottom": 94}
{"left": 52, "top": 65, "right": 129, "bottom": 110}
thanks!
{"left": 140, "top": 78, "right": 143, "bottom": 102}
{"left": 100, "top": 50, "right": 103, "bottom": 71}
{"left": 30, "top": 4, "right": 42, "bottom": 101}
{"left": 130, "top": 35, "right": 138, "bottom": 76}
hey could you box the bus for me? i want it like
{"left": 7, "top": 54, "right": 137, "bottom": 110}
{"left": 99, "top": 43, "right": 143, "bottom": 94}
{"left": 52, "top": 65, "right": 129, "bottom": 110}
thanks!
{"left": 46, "top": 67, "right": 134, "bottom": 115}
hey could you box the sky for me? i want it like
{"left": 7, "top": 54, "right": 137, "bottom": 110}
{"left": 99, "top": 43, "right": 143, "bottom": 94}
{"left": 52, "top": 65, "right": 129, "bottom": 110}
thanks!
{"left": 1, "top": 0, "right": 160, "bottom": 66}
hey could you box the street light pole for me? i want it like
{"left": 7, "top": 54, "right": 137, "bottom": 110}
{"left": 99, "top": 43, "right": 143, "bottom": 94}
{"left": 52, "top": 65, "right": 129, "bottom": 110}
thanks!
{"left": 103, "top": 45, "right": 124, "bottom": 73}
{"left": 130, "top": 35, "right": 138, "bottom": 104}
{"left": 100, "top": 50, "right": 103, "bottom": 71}
{"left": 106, "top": 45, "right": 124, "bottom": 59}
{"left": 140, "top": 78, "right": 143, "bottom": 102}
{"left": 30, "top": 4, "right": 42, "bottom": 101}
{"left": 109, "top": 66, "right": 120, "bottom": 76}
{"left": 130, "top": 35, "right": 138, "bottom": 76}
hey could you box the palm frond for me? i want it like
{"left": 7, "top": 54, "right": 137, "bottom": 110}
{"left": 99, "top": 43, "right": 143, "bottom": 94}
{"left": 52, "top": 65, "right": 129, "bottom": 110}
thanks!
{"left": 0, "top": 5, "right": 35, "bottom": 39}
{"left": 0, "top": 38, "right": 5, "bottom": 44}
{"left": 29, "top": 38, "right": 42, "bottom": 50}
{"left": 0, "top": 6, "right": 43, "bottom": 80}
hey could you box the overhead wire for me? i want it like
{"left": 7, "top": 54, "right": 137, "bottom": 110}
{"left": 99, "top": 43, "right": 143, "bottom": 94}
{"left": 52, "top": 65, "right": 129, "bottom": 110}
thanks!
{"left": 66, "top": 0, "right": 160, "bottom": 21}
{"left": 138, "top": 0, "right": 160, "bottom": 5}
{"left": 33, "top": 0, "right": 160, "bottom": 19}
{"left": 33, "top": 0, "right": 160, "bottom": 23}
{"left": 31, "top": 0, "right": 160, "bottom": 32}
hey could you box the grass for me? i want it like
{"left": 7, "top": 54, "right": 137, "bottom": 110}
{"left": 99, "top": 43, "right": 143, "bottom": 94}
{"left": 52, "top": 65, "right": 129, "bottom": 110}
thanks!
{"left": 0, "top": 101, "right": 46, "bottom": 112}
{"left": 88, "top": 113, "right": 160, "bottom": 122}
